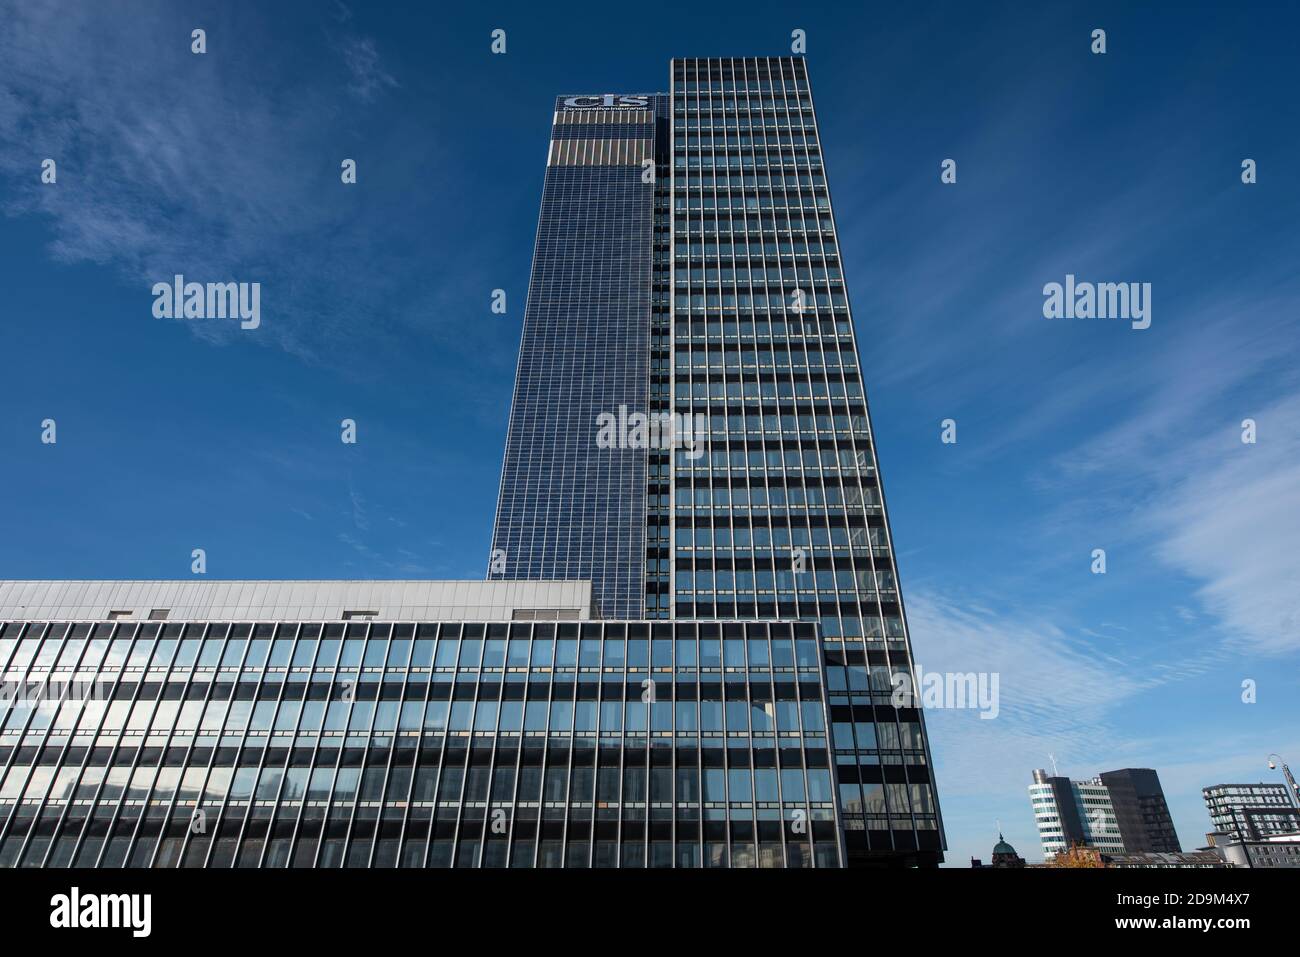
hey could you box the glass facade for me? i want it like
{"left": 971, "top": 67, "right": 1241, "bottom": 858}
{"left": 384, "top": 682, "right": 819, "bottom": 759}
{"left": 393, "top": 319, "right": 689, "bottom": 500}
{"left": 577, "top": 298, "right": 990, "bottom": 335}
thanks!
{"left": 489, "top": 95, "right": 667, "bottom": 619}
{"left": 664, "top": 57, "right": 942, "bottom": 863}
{"left": 488, "top": 57, "right": 941, "bottom": 864}
{"left": 0, "top": 57, "right": 942, "bottom": 869}
{"left": 0, "top": 619, "right": 840, "bottom": 868}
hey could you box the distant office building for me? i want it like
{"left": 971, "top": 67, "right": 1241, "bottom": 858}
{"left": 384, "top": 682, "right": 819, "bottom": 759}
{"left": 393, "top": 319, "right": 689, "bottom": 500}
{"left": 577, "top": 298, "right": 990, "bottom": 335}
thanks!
{"left": 1103, "top": 849, "right": 1226, "bottom": 868}
{"left": 1099, "top": 768, "right": 1180, "bottom": 853}
{"left": 1204, "top": 829, "right": 1300, "bottom": 868}
{"left": 1203, "top": 783, "right": 1300, "bottom": 841}
{"left": 970, "top": 832, "right": 1025, "bottom": 868}
{"left": 1029, "top": 768, "right": 1125, "bottom": 859}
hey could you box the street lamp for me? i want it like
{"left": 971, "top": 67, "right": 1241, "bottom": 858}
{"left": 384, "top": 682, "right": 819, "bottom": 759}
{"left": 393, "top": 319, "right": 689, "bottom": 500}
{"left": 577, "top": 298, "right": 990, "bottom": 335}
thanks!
{"left": 1267, "top": 754, "right": 1300, "bottom": 809}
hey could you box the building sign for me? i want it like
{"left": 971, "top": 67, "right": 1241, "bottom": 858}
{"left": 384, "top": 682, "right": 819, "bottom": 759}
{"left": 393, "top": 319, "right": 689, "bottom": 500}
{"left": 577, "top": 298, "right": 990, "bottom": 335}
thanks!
{"left": 562, "top": 94, "right": 649, "bottom": 109}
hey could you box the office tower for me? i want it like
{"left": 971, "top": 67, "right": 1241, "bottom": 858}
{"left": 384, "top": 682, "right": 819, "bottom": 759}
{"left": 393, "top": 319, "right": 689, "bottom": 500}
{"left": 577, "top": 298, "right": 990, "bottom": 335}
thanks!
{"left": 0, "top": 581, "right": 840, "bottom": 868}
{"left": 669, "top": 56, "right": 945, "bottom": 864}
{"left": 1029, "top": 768, "right": 1125, "bottom": 859}
{"left": 0, "top": 57, "right": 941, "bottom": 869}
{"left": 489, "top": 93, "right": 667, "bottom": 620}
{"left": 1203, "top": 782, "right": 1300, "bottom": 841}
{"left": 1098, "top": 767, "right": 1181, "bottom": 853}
{"left": 489, "top": 57, "right": 943, "bottom": 865}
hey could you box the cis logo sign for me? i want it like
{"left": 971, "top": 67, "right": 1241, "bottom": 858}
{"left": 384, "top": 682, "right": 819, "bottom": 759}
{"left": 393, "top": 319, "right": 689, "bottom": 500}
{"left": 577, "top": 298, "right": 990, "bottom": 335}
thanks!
{"left": 562, "top": 94, "right": 649, "bottom": 108}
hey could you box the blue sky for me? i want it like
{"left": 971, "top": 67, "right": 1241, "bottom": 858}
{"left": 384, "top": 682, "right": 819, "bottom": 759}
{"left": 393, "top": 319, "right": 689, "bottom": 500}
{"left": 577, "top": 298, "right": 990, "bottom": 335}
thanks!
{"left": 1, "top": 0, "right": 1298, "bottom": 866}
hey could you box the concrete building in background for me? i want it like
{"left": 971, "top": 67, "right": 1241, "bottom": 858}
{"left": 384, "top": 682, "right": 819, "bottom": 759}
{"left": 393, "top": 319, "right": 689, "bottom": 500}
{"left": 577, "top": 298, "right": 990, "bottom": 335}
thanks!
{"left": 1029, "top": 768, "right": 1125, "bottom": 859}
{"left": 1099, "top": 767, "right": 1181, "bottom": 853}
{"left": 1104, "top": 849, "right": 1227, "bottom": 868}
{"left": 1030, "top": 766, "right": 1186, "bottom": 860}
{"left": 1203, "top": 782, "right": 1300, "bottom": 842}
{"left": 970, "top": 832, "right": 1025, "bottom": 868}
{"left": 1203, "top": 829, "right": 1300, "bottom": 868}
{"left": 1023, "top": 768, "right": 1300, "bottom": 867}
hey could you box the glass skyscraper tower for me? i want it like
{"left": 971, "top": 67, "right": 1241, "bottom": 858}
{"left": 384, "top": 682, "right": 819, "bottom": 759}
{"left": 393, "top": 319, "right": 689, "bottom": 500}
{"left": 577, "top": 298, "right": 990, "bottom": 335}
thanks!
{"left": 491, "top": 57, "right": 944, "bottom": 865}
{"left": 0, "top": 57, "right": 941, "bottom": 871}
{"left": 490, "top": 94, "right": 665, "bottom": 619}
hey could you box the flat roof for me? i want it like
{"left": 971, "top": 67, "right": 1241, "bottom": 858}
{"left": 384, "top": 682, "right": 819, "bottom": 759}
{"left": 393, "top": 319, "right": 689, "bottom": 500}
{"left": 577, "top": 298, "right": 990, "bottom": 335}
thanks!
{"left": 0, "top": 580, "right": 593, "bottom": 622}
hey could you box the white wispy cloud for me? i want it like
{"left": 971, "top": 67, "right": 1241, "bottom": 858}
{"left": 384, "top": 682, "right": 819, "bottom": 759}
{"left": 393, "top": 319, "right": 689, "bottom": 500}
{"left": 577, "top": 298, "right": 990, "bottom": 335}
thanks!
{"left": 908, "top": 590, "right": 1210, "bottom": 792}
{"left": 1031, "top": 293, "right": 1300, "bottom": 655}
{"left": 908, "top": 588, "right": 1232, "bottom": 864}
{"left": 0, "top": 0, "right": 412, "bottom": 366}
{"left": 909, "top": 590, "right": 1163, "bottom": 863}
{"left": 1144, "top": 392, "right": 1300, "bottom": 656}
{"left": 338, "top": 36, "right": 399, "bottom": 102}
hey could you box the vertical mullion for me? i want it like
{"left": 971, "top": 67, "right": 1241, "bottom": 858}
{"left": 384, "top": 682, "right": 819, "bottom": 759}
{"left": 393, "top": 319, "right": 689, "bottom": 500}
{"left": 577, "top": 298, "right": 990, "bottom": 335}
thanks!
{"left": 16, "top": 623, "right": 95, "bottom": 866}
{"left": 41, "top": 621, "right": 136, "bottom": 867}
{"left": 143, "top": 622, "right": 220, "bottom": 868}
{"left": 202, "top": 624, "right": 257, "bottom": 868}
{"left": 172, "top": 623, "right": 236, "bottom": 868}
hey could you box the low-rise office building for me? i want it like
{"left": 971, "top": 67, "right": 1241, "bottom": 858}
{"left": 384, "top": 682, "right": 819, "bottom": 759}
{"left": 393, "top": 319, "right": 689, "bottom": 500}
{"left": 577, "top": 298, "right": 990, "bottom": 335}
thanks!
{"left": 0, "top": 580, "right": 845, "bottom": 868}
{"left": 1203, "top": 829, "right": 1300, "bottom": 868}
{"left": 1102, "top": 849, "right": 1227, "bottom": 868}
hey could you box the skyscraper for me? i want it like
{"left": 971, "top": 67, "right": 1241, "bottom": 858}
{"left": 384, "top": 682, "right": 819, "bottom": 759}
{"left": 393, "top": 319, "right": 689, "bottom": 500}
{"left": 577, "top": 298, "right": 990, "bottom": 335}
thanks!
{"left": 1029, "top": 768, "right": 1126, "bottom": 859}
{"left": 490, "top": 56, "right": 944, "bottom": 865}
{"left": 489, "top": 93, "right": 666, "bottom": 620}
{"left": 0, "top": 57, "right": 942, "bottom": 870}
{"left": 1098, "top": 767, "right": 1180, "bottom": 853}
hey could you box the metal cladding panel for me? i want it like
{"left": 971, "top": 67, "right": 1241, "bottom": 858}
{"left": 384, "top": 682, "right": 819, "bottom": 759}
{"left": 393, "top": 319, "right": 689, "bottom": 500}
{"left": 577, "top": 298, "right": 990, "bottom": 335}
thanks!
{"left": 0, "top": 580, "right": 593, "bottom": 622}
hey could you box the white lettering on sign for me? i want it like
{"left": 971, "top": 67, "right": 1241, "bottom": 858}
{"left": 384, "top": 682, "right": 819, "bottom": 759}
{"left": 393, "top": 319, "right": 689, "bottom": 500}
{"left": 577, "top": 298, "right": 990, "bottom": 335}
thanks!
{"left": 562, "top": 94, "right": 649, "bottom": 109}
